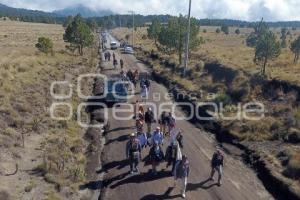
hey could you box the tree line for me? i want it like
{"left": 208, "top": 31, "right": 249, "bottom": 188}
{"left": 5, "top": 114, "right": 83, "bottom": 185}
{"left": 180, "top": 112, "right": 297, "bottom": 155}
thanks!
{"left": 2, "top": 4, "right": 300, "bottom": 29}
{"left": 147, "top": 15, "right": 202, "bottom": 65}
{"left": 146, "top": 17, "right": 300, "bottom": 77}
{"left": 245, "top": 19, "right": 300, "bottom": 76}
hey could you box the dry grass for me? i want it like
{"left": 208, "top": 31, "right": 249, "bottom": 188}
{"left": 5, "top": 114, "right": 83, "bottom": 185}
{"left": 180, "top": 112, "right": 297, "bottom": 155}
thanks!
{"left": 113, "top": 26, "right": 300, "bottom": 84}
{"left": 0, "top": 21, "right": 98, "bottom": 199}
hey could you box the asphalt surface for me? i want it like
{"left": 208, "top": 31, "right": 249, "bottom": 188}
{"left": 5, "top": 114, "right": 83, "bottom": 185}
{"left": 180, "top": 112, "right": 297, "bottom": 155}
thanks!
{"left": 98, "top": 33, "right": 273, "bottom": 200}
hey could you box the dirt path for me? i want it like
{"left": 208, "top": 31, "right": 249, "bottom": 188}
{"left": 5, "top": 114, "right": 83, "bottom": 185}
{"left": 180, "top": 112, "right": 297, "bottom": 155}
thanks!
{"left": 99, "top": 33, "right": 273, "bottom": 200}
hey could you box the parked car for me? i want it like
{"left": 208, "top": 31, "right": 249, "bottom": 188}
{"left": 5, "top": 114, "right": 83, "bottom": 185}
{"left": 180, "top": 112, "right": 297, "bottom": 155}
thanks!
{"left": 123, "top": 46, "right": 134, "bottom": 54}
{"left": 110, "top": 42, "right": 118, "bottom": 50}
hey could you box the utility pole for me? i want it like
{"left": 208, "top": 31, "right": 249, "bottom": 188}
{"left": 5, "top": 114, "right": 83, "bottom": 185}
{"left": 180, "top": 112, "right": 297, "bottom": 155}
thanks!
{"left": 183, "top": 0, "right": 192, "bottom": 77}
{"left": 128, "top": 11, "right": 135, "bottom": 47}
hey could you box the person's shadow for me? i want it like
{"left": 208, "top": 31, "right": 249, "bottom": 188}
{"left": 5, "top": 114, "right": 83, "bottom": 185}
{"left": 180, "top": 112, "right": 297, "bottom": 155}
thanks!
{"left": 109, "top": 170, "right": 171, "bottom": 189}
{"left": 187, "top": 178, "right": 218, "bottom": 191}
{"left": 140, "top": 187, "right": 182, "bottom": 200}
{"left": 96, "top": 159, "right": 129, "bottom": 174}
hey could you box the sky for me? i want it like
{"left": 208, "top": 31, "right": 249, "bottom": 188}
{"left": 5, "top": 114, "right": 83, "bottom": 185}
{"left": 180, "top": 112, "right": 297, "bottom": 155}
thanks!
{"left": 1, "top": 0, "right": 300, "bottom": 21}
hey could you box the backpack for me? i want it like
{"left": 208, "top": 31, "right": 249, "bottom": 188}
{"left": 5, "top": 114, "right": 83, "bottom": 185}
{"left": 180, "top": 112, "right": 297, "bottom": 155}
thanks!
{"left": 131, "top": 140, "right": 140, "bottom": 159}
{"left": 131, "top": 139, "right": 139, "bottom": 151}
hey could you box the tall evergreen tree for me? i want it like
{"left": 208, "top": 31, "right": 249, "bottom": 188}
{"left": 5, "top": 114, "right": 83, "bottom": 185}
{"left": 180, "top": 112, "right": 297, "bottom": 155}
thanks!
{"left": 63, "top": 14, "right": 94, "bottom": 55}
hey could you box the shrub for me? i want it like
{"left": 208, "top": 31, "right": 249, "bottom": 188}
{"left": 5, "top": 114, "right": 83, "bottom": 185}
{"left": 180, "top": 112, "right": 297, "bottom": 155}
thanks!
{"left": 286, "top": 128, "right": 300, "bottom": 143}
{"left": 235, "top": 29, "right": 241, "bottom": 34}
{"left": 203, "top": 29, "right": 207, "bottom": 33}
{"left": 142, "top": 34, "right": 147, "bottom": 40}
{"left": 221, "top": 25, "right": 229, "bottom": 34}
{"left": 195, "top": 61, "right": 205, "bottom": 71}
{"left": 214, "top": 93, "right": 232, "bottom": 107}
{"left": 284, "top": 154, "right": 300, "bottom": 179}
{"left": 216, "top": 28, "right": 221, "bottom": 34}
{"left": 35, "top": 37, "right": 53, "bottom": 54}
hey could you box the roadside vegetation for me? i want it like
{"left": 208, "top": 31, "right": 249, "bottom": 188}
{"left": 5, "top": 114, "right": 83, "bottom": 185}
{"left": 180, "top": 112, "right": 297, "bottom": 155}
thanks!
{"left": 0, "top": 19, "right": 97, "bottom": 200}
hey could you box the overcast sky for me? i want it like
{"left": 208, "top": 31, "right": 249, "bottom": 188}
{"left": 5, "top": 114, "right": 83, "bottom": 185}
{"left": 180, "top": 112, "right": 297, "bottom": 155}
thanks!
{"left": 1, "top": 0, "right": 300, "bottom": 21}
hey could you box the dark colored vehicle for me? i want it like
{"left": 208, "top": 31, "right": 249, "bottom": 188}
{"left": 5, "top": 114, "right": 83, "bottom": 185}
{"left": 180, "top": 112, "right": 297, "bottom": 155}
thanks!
{"left": 105, "top": 79, "right": 128, "bottom": 103}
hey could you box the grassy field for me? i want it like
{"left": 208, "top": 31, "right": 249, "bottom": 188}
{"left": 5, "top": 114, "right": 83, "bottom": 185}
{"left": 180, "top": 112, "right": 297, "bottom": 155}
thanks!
{"left": 0, "top": 20, "right": 98, "bottom": 200}
{"left": 113, "top": 26, "right": 300, "bottom": 84}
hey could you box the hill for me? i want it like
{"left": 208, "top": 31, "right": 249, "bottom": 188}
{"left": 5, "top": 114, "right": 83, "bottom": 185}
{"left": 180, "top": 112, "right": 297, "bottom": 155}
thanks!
{"left": 0, "top": 3, "right": 63, "bottom": 23}
{"left": 53, "top": 4, "right": 113, "bottom": 17}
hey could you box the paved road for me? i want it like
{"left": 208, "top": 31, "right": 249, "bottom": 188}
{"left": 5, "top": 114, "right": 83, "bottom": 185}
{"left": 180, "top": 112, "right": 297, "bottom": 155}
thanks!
{"left": 99, "top": 33, "right": 273, "bottom": 200}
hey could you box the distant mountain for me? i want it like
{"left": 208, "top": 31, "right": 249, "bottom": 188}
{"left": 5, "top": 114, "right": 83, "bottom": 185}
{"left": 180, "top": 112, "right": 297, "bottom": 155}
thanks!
{"left": 0, "top": 3, "right": 59, "bottom": 17}
{"left": 53, "top": 4, "right": 113, "bottom": 17}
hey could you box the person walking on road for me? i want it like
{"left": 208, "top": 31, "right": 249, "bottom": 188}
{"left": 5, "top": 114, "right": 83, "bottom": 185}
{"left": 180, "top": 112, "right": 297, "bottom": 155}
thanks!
{"left": 176, "top": 131, "right": 184, "bottom": 148}
{"left": 145, "top": 107, "right": 155, "bottom": 135}
{"left": 167, "top": 112, "right": 176, "bottom": 136}
{"left": 160, "top": 111, "right": 168, "bottom": 136}
{"left": 137, "top": 131, "right": 147, "bottom": 149}
{"left": 136, "top": 116, "right": 144, "bottom": 133}
{"left": 108, "top": 51, "right": 111, "bottom": 61}
{"left": 174, "top": 155, "right": 190, "bottom": 198}
{"left": 140, "top": 85, "right": 149, "bottom": 102}
{"left": 149, "top": 142, "right": 164, "bottom": 175}
{"left": 104, "top": 51, "right": 108, "bottom": 61}
{"left": 113, "top": 59, "right": 118, "bottom": 69}
{"left": 133, "top": 69, "right": 139, "bottom": 89}
{"left": 126, "top": 133, "right": 142, "bottom": 174}
{"left": 120, "top": 58, "right": 124, "bottom": 69}
{"left": 150, "top": 127, "right": 164, "bottom": 146}
{"left": 165, "top": 140, "right": 182, "bottom": 173}
{"left": 209, "top": 148, "right": 224, "bottom": 186}
{"left": 127, "top": 69, "right": 134, "bottom": 83}
{"left": 145, "top": 78, "right": 151, "bottom": 91}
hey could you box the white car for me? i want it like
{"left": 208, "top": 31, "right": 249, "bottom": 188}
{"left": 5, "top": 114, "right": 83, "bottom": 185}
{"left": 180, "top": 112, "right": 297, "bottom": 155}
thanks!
{"left": 124, "top": 46, "right": 134, "bottom": 54}
{"left": 110, "top": 42, "right": 118, "bottom": 50}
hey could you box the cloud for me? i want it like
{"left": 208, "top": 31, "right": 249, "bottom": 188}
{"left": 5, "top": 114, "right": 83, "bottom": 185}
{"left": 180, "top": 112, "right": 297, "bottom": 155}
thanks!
{"left": 1, "top": 0, "right": 300, "bottom": 21}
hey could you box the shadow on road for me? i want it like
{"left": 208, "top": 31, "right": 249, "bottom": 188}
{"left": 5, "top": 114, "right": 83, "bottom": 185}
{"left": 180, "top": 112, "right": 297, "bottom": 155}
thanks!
{"left": 102, "top": 171, "right": 130, "bottom": 187}
{"left": 187, "top": 178, "right": 218, "bottom": 191}
{"left": 105, "top": 134, "right": 129, "bottom": 145}
{"left": 140, "top": 187, "right": 182, "bottom": 200}
{"left": 97, "top": 159, "right": 129, "bottom": 174}
{"left": 110, "top": 170, "right": 171, "bottom": 189}
{"left": 79, "top": 180, "right": 102, "bottom": 190}
{"left": 106, "top": 126, "right": 134, "bottom": 134}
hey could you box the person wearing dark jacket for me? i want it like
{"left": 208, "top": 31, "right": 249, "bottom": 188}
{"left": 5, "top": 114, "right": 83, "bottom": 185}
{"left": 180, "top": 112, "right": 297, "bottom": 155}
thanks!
{"left": 127, "top": 69, "right": 134, "bottom": 82}
{"left": 120, "top": 59, "right": 124, "bottom": 69}
{"left": 165, "top": 140, "right": 181, "bottom": 173}
{"left": 149, "top": 142, "right": 164, "bottom": 175}
{"left": 145, "top": 107, "right": 155, "bottom": 134}
{"left": 176, "top": 131, "right": 184, "bottom": 148}
{"left": 209, "top": 148, "right": 224, "bottom": 186}
{"left": 174, "top": 155, "right": 190, "bottom": 198}
{"left": 160, "top": 111, "right": 168, "bottom": 136}
{"left": 145, "top": 79, "right": 150, "bottom": 90}
{"left": 126, "top": 133, "right": 142, "bottom": 174}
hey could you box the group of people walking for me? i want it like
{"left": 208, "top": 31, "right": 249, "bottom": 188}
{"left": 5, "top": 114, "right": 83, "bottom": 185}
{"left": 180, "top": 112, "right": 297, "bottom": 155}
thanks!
{"left": 104, "top": 51, "right": 124, "bottom": 70}
{"left": 126, "top": 102, "right": 225, "bottom": 198}
{"left": 103, "top": 41, "right": 225, "bottom": 199}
